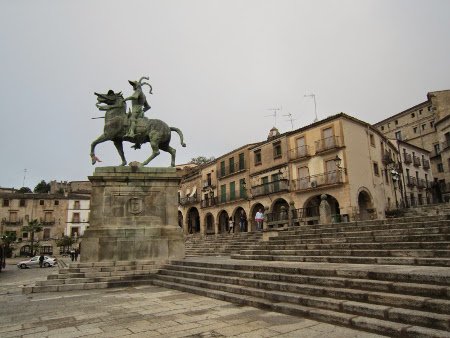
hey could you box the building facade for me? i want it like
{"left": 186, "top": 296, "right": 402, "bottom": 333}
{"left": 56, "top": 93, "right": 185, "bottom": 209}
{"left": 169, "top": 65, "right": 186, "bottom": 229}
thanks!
{"left": 374, "top": 90, "right": 450, "bottom": 200}
{"left": 178, "top": 113, "right": 400, "bottom": 235}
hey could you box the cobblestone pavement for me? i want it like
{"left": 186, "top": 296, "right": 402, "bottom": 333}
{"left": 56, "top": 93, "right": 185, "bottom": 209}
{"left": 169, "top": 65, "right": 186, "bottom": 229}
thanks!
{"left": 0, "top": 259, "right": 386, "bottom": 338}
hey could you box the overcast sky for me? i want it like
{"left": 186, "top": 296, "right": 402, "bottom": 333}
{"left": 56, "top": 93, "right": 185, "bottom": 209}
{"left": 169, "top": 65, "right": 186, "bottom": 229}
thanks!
{"left": 0, "top": 0, "right": 449, "bottom": 189}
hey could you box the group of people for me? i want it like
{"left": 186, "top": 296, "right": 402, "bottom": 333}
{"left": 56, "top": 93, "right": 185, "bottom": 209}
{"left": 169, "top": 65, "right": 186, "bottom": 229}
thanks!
{"left": 228, "top": 208, "right": 265, "bottom": 233}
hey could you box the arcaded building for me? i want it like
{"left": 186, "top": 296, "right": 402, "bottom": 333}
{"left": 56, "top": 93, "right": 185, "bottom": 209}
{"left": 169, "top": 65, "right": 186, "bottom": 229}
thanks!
{"left": 178, "top": 113, "right": 400, "bottom": 235}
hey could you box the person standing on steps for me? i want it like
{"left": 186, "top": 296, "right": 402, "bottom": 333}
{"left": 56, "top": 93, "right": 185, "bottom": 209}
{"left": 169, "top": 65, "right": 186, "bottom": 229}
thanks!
{"left": 39, "top": 254, "right": 45, "bottom": 268}
{"left": 255, "top": 208, "right": 264, "bottom": 231}
{"left": 239, "top": 210, "right": 247, "bottom": 232}
{"left": 228, "top": 217, "right": 234, "bottom": 234}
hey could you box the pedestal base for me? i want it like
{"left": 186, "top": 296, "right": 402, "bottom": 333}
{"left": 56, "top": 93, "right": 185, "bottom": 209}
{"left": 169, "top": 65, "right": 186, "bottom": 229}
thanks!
{"left": 81, "top": 166, "right": 185, "bottom": 263}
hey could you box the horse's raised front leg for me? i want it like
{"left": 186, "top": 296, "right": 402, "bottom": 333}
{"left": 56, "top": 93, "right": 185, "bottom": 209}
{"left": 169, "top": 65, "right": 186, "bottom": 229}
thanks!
{"left": 113, "top": 140, "right": 127, "bottom": 166}
{"left": 90, "top": 134, "right": 109, "bottom": 165}
{"left": 141, "top": 134, "right": 160, "bottom": 166}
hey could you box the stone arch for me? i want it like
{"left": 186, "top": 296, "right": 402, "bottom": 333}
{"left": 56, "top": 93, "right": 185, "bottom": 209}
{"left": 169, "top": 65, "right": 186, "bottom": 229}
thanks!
{"left": 357, "top": 188, "right": 375, "bottom": 220}
{"left": 250, "top": 202, "right": 265, "bottom": 232}
{"left": 217, "top": 210, "right": 229, "bottom": 234}
{"left": 204, "top": 212, "right": 215, "bottom": 235}
{"left": 303, "top": 194, "right": 340, "bottom": 224}
{"left": 232, "top": 206, "right": 248, "bottom": 233}
{"left": 187, "top": 207, "right": 200, "bottom": 234}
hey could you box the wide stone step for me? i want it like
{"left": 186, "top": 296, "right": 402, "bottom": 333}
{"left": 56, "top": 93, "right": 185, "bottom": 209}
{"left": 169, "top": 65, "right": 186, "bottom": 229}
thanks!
{"left": 238, "top": 249, "right": 450, "bottom": 258}
{"left": 255, "top": 242, "right": 450, "bottom": 251}
{"left": 161, "top": 264, "right": 450, "bottom": 298}
{"left": 153, "top": 274, "right": 450, "bottom": 333}
{"left": 158, "top": 268, "right": 450, "bottom": 315}
{"left": 231, "top": 253, "right": 450, "bottom": 266}
{"left": 23, "top": 277, "right": 155, "bottom": 294}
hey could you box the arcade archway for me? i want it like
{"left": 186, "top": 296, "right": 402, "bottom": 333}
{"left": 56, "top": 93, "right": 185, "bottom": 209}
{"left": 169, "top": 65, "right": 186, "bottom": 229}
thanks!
{"left": 187, "top": 207, "right": 200, "bottom": 234}
{"left": 357, "top": 189, "right": 374, "bottom": 220}
{"left": 204, "top": 213, "right": 215, "bottom": 234}
{"left": 218, "top": 210, "right": 229, "bottom": 234}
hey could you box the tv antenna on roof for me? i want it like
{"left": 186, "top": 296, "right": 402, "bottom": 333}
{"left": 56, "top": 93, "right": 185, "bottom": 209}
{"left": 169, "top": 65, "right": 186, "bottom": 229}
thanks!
{"left": 304, "top": 93, "right": 318, "bottom": 122}
{"left": 284, "top": 113, "right": 296, "bottom": 130}
{"left": 266, "top": 106, "right": 281, "bottom": 127}
{"left": 22, "top": 168, "right": 27, "bottom": 188}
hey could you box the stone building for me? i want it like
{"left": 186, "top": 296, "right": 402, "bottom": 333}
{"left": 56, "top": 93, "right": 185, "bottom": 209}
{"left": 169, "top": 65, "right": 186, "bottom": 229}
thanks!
{"left": 373, "top": 90, "right": 450, "bottom": 199}
{"left": 178, "top": 113, "right": 400, "bottom": 235}
{"left": 0, "top": 192, "right": 89, "bottom": 255}
{"left": 66, "top": 196, "right": 90, "bottom": 237}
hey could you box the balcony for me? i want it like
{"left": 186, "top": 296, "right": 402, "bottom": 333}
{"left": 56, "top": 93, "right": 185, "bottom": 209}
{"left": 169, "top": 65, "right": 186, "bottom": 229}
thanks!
{"left": 422, "top": 159, "right": 430, "bottom": 170}
{"left": 200, "top": 197, "right": 218, "bottom": 208}
{"left": 217, "top": 191, "right": 247, "bottom": 204}
{"left": 441, "top": 140, "right": 450, "bottom": 151}
{"left": 1, "top": 218, "right": 23, "bottom": 226}
{"left": 202, "top": 180, "right": 215, "bottom": 191}
{"left": 218, "top": 162, "right": 246, "bottom": 179}
{"left": 403, "top": 153, "right": 412, "bottom": 164}
{"left": 179, "top": 195, "right": 199, "bottom": 206}
{"left": 251, "top": 179, "right": 289, "bottom": 198}
{"left": 289, "top": 145, "right": 311, "bottom": 161}
{"left": 413, "top": 156, "right": 421, "bottom": 167}
{"left": 382, "top": 153, "right": 393, "bottom": 165}
{"left": 417, "top": 179, "right": 428, "bottom": 189}
{"left": 41, "top": 218, "right": 56, "bottom": 226}
{"left": 407, "top": 176, "right": 417, "bottom": 187}
{"left": 314, "top": 136, "right": 341, "bottom": 154}
{"left": 293, "top": 170, "right": 345, "bottom": 191}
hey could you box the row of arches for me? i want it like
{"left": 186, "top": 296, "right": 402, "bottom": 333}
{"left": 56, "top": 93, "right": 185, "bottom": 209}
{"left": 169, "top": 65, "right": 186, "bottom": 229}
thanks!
{"left": 178, "top": 192, "right": 369, "bottom": 234}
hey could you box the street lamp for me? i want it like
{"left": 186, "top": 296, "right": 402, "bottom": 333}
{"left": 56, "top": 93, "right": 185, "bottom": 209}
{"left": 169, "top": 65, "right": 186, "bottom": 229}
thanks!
{"left": 334, "top": 155, "right": 342, "bottom": 169}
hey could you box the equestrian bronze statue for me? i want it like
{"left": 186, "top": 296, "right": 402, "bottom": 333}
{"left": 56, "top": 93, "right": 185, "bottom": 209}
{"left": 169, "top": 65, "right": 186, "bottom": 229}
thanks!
{"left": 90, "top": 77, "right": 186, "bottom": 167}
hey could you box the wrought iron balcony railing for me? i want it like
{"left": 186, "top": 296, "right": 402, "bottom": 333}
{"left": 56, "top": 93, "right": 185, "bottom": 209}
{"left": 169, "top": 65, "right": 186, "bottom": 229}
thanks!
{"left": 289, "top": 145, "right": 311, "bottom": 161}
{"left": 200, "top": 197, "right": 218, "bottom": 208}
{"left": 407, "top": 176, "right": 417, "bottom": 187}
{"left": 40, "top": 218, "right": 56, "bottom": 226}
{"left": 217, "top": 191, "right": 247, "bottom": 204}
{"left": 403, "top": 153, "right": 412, "bottom": 164}
{"left": 314, "top": 136, "right": 341, "bottom": 153}
{"left": 417, "top": 179, "right": 428, "bottom": 189}
{"left": 251, "top": 179, "right": 289, "bottom": 198}
{"left": 179, "top": 195, "right": 199, "bottom": 206}
{"left": 422, "top": 159, "right": 430, "bottom": 170}
{"left": 293, "top": 170, "right": 345, "bottom": 191}
{"left": 1, "top": 218, "right": 23, "bottom": 226}
{"left": 413, "top": 156, "right": 421, "bottom": 167}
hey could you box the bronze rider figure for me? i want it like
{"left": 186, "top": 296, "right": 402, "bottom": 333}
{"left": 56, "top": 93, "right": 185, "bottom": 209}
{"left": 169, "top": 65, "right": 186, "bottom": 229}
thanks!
{"left": 124, "top": 76, "right": 152, "bottom": 138}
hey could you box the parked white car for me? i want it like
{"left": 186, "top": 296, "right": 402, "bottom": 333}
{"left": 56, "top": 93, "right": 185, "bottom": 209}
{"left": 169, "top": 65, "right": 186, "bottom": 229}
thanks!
{"left": 17, "top": 256, "right": 57, "bottom": 269}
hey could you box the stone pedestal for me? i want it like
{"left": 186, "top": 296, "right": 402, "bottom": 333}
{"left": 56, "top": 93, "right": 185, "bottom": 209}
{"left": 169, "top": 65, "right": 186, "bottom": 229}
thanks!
{"left": 80, "top": 167, "right": 185, "bottom": 263}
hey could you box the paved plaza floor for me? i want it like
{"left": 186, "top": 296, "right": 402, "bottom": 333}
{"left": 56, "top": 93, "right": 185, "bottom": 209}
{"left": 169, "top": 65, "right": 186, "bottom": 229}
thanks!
{"left": 0, "top": 258, "right": 386, "bottom": 338}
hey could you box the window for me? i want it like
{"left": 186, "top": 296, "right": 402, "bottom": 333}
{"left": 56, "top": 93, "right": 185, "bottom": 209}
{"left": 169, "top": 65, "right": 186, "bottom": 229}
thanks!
{"left": 229, "top": 157, "right": 235, "bottom": 174}
{"left": 207, "top": 173, "right": 212, "bottom": 186}
{"left": 43, "top": 229, "right": 50, "bottom": 240}
{"left": 22, "top": 232, "right": 28, "bottom": 239}
{"left": 9, "top": 212, "right": 17, "bottom": 222}
{"left": 369, "top": 134, "right": 375, "bottom": 147}
{"left": 373, "top": 162, "right": 380, "bottom": 176}
{"left": 384, "top": 169, "right": 389, "bottom": 184}
{"left": 413, "top": 127, "right": 417, "bottom": 134}
{"left": 239, "top": 178, "right": 246, "bottom": 198}
{"left": 296, "top": 136, "right": 307, "bottom": 157}
{"left": 220, "top": 184, "right": 226, "bottom": 203}
{"left": 220, "top": 161, "right": 225, "bottom": 177}
{"left": 262, "top": 176, "right": 269, "bottom": 194}
{"left": 54, "top": 200, "right": 59, "bottom": 206}
{"left": 434, "top": 144, "right": 441, "bottom": 155}
{"left": 19, "top": 199, "right": 26, "bottom": 207}
{"left": 428, "top": 106, "right": 432, "bottom": 111}
{"left": 273, "top": 141, "right": 282, "bottom": 158}
{"left": 380, "top": 126, "right": 384, "bottom": 131}
{"left": 3, "top": 199, "right": 9, "bottom": 207}
{"left": 395, "top": 131, "right": 402, "bottom": 140}
{"left": 411, "top": 113, "right": 415, "bottom": 118}
{"left": 254, "top": 150, "right": 261, "bottom": 165}
{"left": 395, "top": 120, "right": 398, "bottom": 125}
{"left": 298, "top": 166, "right": 310, "bottom": 189}
{"left": 422, "top": 124, "right": 426, "bottom": 130}
{"left": 229, "top": 181, "right": 235, "bottom": 201}
{"left": 39, "top": 200, "right": 44, "bottom": 206}
{"left": 419, "top": 109, "right": 423, "bottom": 115}
{"left": 430, "top": 121, "right": 434, "bottom": 128}
{"left": 238, "top": 153, "right": 245, "bottom": 170}
{"left": 72, "top": 212, "right": 80, "bottom": 223}
{"left": 437, "top": 163, "right": 444, "bottom": 172}
{"left": 74, "top": 201, "right": 80, "bottom": 209}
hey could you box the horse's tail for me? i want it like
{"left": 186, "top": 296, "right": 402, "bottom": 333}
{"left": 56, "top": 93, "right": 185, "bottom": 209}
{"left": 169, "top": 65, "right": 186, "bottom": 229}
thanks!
{"left": 170, "top": 127, "right": 186, "bottom": 147}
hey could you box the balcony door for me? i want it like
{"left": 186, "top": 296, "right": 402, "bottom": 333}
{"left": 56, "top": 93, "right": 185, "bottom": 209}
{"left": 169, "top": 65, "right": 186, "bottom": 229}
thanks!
{"left": 298, "top": 166, "right": 310, "bottom": 189}
{"left": 297, "top": 137, "right": 306, "bottom": 157}
{"left": 325, "top": 159, "right": 337, "bottom": 184}
{"left": 323, "top": 127, "right": 335, "bottom": 149}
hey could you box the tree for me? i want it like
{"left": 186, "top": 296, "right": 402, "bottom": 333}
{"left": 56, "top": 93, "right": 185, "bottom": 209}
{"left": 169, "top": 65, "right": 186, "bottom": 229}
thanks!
{"left": 34, "top": 180, "right": 50, "bottom": 193}
{"left": 56, "top": 235, "right": 76, "bottom": 254}
{"left": 190, "top": 156, "right": 215, "bottom": 165}
{"left": 18, "top": 187, "right": 32, "bottom": 193}
{"left": 1, "top": 232, "right": 17, "bottom": 258}
{"left": 22, "top": 219, "right": 43, "bottom": 256}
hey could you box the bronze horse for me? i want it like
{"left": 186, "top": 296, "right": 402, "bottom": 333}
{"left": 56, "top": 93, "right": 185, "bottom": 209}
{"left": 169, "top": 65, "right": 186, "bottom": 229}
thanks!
{"left": 90, "top": 90, "right": 186, "bottom": 166}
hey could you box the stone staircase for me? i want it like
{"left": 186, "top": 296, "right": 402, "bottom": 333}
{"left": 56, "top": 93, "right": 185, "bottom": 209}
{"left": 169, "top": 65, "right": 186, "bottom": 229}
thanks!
{"left": 402, "top": 203, "right": 450, "bottom": 217}
{"left": 231, "top": 215, "right": 450, "bottom": 266}
{"left": 152, "top": 257, "right": 450, "bottom": 337}
{"left": 23, "top": 260, "right": 159, "bottom": 294}
{"left": 185, "top": 231, "right": 263, "bottom": 257}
